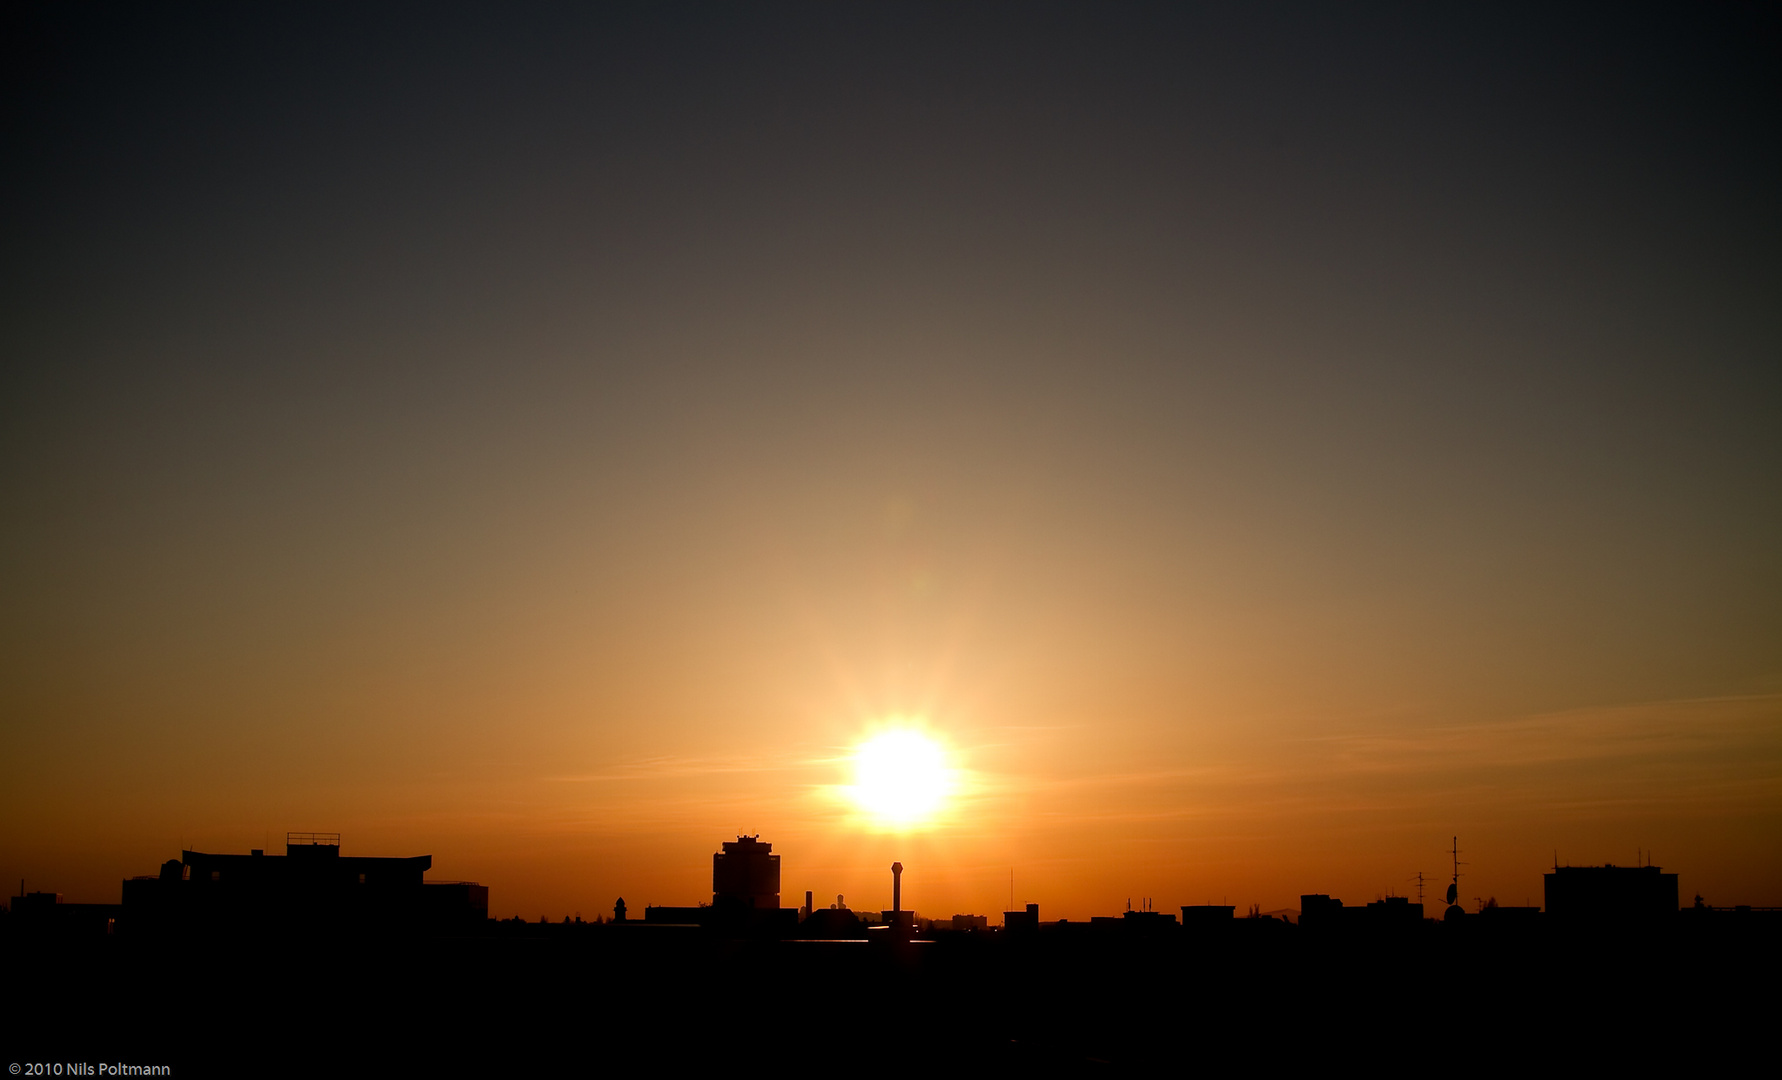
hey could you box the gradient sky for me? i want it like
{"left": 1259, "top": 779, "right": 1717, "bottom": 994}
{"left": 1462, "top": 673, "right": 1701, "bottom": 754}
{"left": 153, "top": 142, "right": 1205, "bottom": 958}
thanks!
{"left": 3, "top": 3, "right": 1778, "bottom": 919}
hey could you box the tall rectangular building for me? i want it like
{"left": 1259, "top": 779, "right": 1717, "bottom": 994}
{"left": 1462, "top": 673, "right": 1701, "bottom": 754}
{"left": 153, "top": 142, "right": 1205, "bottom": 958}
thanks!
{"left": 712, "top": 835, "right": 780, "bottom": 909}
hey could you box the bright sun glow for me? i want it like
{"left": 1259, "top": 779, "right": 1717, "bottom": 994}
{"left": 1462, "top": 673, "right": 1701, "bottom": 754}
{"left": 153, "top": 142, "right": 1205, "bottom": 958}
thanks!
{"left": 849, "top": 730, "right": 953, "bottom": 827}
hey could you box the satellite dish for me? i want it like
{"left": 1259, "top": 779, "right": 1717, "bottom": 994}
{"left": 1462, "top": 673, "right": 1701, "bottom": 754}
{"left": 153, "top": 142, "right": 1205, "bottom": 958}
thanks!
{"left": 1445, "top": 883, "right": 1458, "bottom": 905}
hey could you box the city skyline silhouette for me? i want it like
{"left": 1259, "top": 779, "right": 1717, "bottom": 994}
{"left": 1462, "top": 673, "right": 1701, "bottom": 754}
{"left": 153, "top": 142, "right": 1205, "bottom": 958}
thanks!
{"left": 7, "top": 827, "right": 1776, "bottom": 1071}
{"left": 3, "top": 3, "right": 1778, "bottom": 1072}
{"left": 6, "top": 4, "right": 1778, "bottom": 920}
{"left": 8, "top": 829, "right": 1770, "bottom": 932}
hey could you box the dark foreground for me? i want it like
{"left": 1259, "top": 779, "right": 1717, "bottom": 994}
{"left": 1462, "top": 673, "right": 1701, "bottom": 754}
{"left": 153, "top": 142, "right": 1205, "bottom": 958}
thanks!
{"left": 4, "top": 917, "right": 1775, "bottom": 1076}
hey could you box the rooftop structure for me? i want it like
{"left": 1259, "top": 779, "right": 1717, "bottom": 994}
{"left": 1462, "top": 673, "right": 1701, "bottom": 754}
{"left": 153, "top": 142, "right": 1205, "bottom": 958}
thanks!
{"left": 1545, "top": 864, "right": 1678, "bottom": 922}
{"left": 121, "top": 833, "right": 483, "bottom": 935}
{"left": 1004, "top": 902, "right": 1040, "bottom": 931}
{"left": 712, "top": 835, "right": 780, "bottom": 910}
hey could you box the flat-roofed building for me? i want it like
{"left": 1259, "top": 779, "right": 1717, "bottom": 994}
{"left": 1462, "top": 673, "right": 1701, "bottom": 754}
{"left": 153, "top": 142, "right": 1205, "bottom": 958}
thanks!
{"left": 1545, "top": 865, "right": 1678, "bottom": 922}
{"left": 121, "top": 833, "right": 485, "bottom": 936}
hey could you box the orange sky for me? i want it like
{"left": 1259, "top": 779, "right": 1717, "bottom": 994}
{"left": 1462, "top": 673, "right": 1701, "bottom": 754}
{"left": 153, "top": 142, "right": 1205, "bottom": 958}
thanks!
{"left": 6, "top": 482, "right": 1778, "bottom": 917}
{"left": 2, "top": 7, "right": 1778, "bottom": 918}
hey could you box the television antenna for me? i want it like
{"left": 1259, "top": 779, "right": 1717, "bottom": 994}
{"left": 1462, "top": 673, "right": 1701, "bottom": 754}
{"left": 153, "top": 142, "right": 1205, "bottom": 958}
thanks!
{"left": 1445, "top": 837, "right": 1467, "bottom": 908}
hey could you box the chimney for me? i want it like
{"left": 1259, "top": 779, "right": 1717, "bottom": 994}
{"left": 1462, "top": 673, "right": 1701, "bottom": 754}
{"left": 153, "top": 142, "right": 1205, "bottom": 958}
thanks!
{"left": 892, "top": 862, "right": 903, "bottom": 916}
{"left": 804, "top": 890, "right": 813, "bottom": 918}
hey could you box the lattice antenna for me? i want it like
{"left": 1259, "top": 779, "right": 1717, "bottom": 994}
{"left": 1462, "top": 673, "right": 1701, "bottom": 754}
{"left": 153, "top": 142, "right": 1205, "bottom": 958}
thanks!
{"left": 1442, "top": 837, "right": 1468, "bottom": 908}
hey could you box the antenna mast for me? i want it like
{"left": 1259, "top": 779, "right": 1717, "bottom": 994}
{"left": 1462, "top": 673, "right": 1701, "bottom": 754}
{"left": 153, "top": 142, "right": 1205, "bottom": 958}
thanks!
{"left": 1443, "top": 836, "right": 1466, "bottom": 911}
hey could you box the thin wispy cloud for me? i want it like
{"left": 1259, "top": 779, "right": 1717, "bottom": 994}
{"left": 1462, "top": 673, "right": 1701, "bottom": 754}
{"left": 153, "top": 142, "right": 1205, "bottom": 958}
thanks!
{"left": 966, "top": 693, "right": 1782, "bottom": 826}
{"left": 544, "top": 752, "right": 831, "bottom": 784}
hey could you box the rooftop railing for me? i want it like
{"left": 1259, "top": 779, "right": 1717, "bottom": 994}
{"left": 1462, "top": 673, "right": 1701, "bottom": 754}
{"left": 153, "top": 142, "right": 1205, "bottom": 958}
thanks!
{"left": 287, "top": 832, "right": 341, "bottom": 846}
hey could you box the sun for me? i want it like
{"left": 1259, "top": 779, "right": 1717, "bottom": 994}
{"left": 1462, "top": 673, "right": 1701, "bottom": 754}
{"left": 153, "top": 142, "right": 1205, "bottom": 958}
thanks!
{"left": 848, "top": 729, "right": 954, "bottom": 827}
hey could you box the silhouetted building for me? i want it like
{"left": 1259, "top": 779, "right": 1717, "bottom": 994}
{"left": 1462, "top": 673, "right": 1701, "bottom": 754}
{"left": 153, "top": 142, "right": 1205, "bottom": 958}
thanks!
{"left": 1299, "top": 894, "right": 1344, "bottom": 929}
{"left": 644, "top": 905, "right": 709, "bottom": 925}
{"left": 120, "top": 832, "right": 484, "bottom": 935}
{"left": 1004, "top": 903, "right": 1039, "bottom": 931}
{"left": 1180, "top": 905, "right": 1236, "bottom": 927}
{"left": 1121, "top": 909, "right": 1178, "bottom": 933}
{"left": 1545, "top": 864, "right": 1678, "bottom": 922}
{"left": 1681, "top": 902, "right": 1782, "bottom": 931}
{"left": 1301, "top": 894, "right": 1423, "bottom": 931}
{"left": 798, "top": 905, "right": 866, "bottom": 939}
{"left": 642, "top": 836, "right": 799, "bottom": 935}
{"left": 877, "top": 860, "right": 915, "bottom": 931}
{"left": 950, "top": 914, "right": 989, "bottom": 931}
{"left": 1363, "top": 896, "right": 1424, "bottom": 925}
{"left": 12, "top": 890, "right": 61, "bottom": 912}
{"left": 422, "top": 881, "right": 490, "bottom": 927}
{"left": 1476, "top": 903, "right": 1540, "bottom": 924}
{"left": 713, "top": 835, "right": 780, "bottom": 910}
{"left": 8, "top": 891, "right": 122, "bottom": 939}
